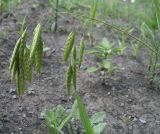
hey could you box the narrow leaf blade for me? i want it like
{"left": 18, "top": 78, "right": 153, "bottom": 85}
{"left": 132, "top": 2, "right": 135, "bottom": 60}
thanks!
{"left": 76, "top": 94, "right": 94, "bottom": 134}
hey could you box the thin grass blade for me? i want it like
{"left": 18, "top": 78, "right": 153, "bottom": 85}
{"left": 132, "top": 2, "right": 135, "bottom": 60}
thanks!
{"left": 76, "top": 94, "right": 94, "bottom": 134}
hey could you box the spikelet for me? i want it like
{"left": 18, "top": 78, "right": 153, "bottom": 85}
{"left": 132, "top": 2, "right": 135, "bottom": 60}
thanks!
{"left": 9, "top": 37, "right": 21, "bottom": 72}
{"left": 34, "top": 36, "right": 43, "bottom": 73}
{"left": 10, "top": 61, "right": 18, "bottom": 81}
{"left": 78, "top": 37, "right": 85, "bottom": 69}
{"left": 30, "top": 23, "right": 43, "bottom": 73}
{"left": 64, "top": 31, "right": 75, "bottom": 62}
{"left": 30, "top": 23, "right": 41, "bottom": 60}
{"left": 17, "top": 49, "right": 25, "bottom": 95}
{"left": 71, "top": 46, "right": 77, "bottom": 90}
{"left": 76, "top": 94, "right": 95, "bottom": 134}
{"left": 67, "top": 64, "right": 73, "bottom": 96}
{"left": 9, "top": 23, "right": 44, "bottom": 96}
{"left": 9, "top": 29, "right": 27, "bottom": 95}
{"left": 17, "top": 30, "right": 27, "bottom": 95}
{"left": 90, "top": 0, "right": 98, "bottom": 27}
{"left": 9, "top": 29, "right": 27, "bottom": 81}
{"left": 24, "top": 47, "right": 32, "bottom": 82}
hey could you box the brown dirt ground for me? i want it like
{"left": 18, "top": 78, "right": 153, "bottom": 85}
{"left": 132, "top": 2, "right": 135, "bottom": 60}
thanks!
{"left": 0, "top": 0, "right": 160, "bottom": 134}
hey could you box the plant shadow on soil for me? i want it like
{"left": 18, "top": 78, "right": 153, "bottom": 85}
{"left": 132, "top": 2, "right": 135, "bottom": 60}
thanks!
{"left": 0, "top": 0, "right": 160, "bottom": 134}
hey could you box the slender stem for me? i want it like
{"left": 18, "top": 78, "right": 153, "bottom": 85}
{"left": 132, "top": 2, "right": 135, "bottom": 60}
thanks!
{"left": 54, "top": 0, "right": 59, "bottom": 32}
{"left": 152, "top": 48, "right": 159, "bottom": 80}
{"left": 58, "top": 11, "right": 156, "bottom": 54}
{"left": 84, "top": 16, "right": 155, "bottom": 53}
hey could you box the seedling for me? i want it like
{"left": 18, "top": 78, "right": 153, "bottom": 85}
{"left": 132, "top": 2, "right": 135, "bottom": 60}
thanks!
{"left": 87, "top": 38, "right": 119, "bottom": 75}
{"left": 132, "top": 43, "right": 140, "bottom": 60}
{"left": 48, "top": 0, "right": 59, "bottom": 32}
{"left": 42, "top": 101, "right": 106, "bottom": 134}
{"left": 42, "top": 100, "right": 79, "bottom": 134}
{"left": 90, "top": 111, "right": 107, "bottom": 134}
{"left": 90, "top": 0, "right": 98, "bottom": 46}
{"left": 118, "top": 33, "right": 127, "bottom": 55}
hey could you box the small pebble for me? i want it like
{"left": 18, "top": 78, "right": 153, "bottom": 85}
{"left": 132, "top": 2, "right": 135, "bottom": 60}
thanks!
{"left": 132, "top": 117, "right": 138, "bottom": 122}
{"left": 38, "top": 115, "right": 44, "bottom": 120}
{"left": 12, "top": 95, "right": 17, "bottom": 99}
{"left": 22, "top": 113, "right": 26, "bottom": 118}
{"left": 127, "top": 99, "right": 132, "bottom": 103}
{"left": 9, "top": 88, "right": 16, "bottom": 94}
{"left": 3, "top": 12, "right": 9, "bottom": 18}
{"left": 0, "top": 121, "right": 3, "bottom": 131}
{"left": 28, "top": 111, "right": 34, "bottom": 114}
{"left": 120, "top": 103, "right": 124, "bottom": 107}
{"left": 27, "top": 88, "right": 35, "bottom": 95}
{"left": 139, "top": 118, "right": 146, "bottom": 124}
{"left": 100, "top": 71, "right": 105, "bottom": 76}
{"left": 125, "top": 95, "right": 129, "bottom": 98}
{"left": 112, "top": 86, "right": 116, "bottom": 91}
{"left": 107, "top": 92, "right": 111, "bottom": 95}
{"left": 1, "top": 94, "right": 5, "bottom": 97}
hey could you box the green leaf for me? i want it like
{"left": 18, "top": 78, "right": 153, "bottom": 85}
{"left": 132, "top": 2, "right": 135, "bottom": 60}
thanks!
{"left": 87, "top": 67, "right": 98, "bottom": 73}
{"left": 71, "top": 100, "right": 80, "bottom": 120}
{"left": 3, "top": 0, "right": 8, "bottom": 10}
{"left": 43, "top": 110, "right": 60, "bottom": 134}
{"left": 90, "top": 112, "right": 106, "bottom": 124}
{"left": 101, "top": 61, "right": 111, "bottom": 70}
{"left": 87, "top": 49, "right": 100, "bottom": 55}
{"left": 59, "top": 112, "right": 72, "bottom": 131}
{"left": 90, "top": 0, "right": 98, "bottom": 27}
{"left": 64, "top": 31, "right": 75, "bottom": 62}
{"left": 101, "top": 38, "right": 112, "bottom": 49}
{"left": 78, "top": 37, "right": 85, "bottom": 69}
{"left": 58, "top": 101, "right": 79, "bottom": 131}
{"left": 76, "top": 94, "right": 95, "bottom": 134}
{"left": 93, "top": 123, "right": 107, "bottom": 134}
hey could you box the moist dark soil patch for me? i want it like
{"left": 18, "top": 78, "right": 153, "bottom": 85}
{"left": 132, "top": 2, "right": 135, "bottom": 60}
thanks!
{"left": 0, "top": 1, "right": 160, "bottom": 134}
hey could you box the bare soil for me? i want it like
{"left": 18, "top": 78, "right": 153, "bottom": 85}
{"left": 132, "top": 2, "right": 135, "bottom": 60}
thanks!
{"left": 0, "top": 1, "right": 160, "bottom": 134}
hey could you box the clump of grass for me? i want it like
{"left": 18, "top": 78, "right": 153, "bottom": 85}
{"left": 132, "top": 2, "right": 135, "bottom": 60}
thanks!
{"left": 64, "top": 31, "right": 95, "bottom": 134}
{"left": 140, "top": 0, "right": 160, "bottom": 84}
{"left": 0, "top": 0, "right": 22, "bottom": 13}
{"left": 10, "top": 26, "right": 106, "bottom": 133}
{"left": 87, "top": 37, "right": 121, "bottom": 75}
{"left": 9, "top": 23, "right": 43, "bottom": 95}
